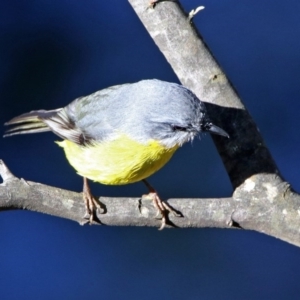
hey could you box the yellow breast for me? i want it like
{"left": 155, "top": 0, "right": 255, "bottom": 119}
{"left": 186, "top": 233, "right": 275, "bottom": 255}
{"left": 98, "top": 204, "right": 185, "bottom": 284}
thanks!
{"left": 56, "top": 135, "right": 179, "bottom": 185}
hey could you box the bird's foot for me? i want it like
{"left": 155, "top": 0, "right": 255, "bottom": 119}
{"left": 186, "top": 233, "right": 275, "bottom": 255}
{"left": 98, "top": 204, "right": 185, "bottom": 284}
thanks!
{"left": 143, "top": 191, "right": 181, "bottom": 230}
{"left": 142, "top": 179, "right": 181, "bottom": 230}
{"left": 83, "top": 177, "right": 105, "bottom": 224}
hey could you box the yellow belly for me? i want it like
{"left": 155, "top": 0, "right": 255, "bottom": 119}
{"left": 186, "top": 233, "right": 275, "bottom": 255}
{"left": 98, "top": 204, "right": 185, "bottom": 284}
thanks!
{"left": 56, "top": 135, "right": 178, "bottom": 185}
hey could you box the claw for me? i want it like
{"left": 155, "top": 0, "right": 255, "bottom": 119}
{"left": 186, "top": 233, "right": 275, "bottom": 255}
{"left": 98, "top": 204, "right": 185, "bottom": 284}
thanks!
{"left": 142, "top": 179, "right": 181, "bottom": 230}
{"left": 83, "top": 177, "right": 105, "bottom": 224}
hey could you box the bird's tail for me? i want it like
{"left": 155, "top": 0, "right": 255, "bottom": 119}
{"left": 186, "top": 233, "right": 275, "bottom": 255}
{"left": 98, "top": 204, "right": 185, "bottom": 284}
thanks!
{"left": 4, "top": 109, "right": 61, "bottom": 137}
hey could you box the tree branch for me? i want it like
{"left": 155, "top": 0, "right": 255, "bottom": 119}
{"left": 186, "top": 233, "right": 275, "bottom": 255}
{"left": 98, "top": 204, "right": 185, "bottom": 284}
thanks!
{"left": 0, "top": 160, "right": 234, "bottom": 228}
{"left": 1, "top": 0, "right": 300, "bottom": 246}
{"left": 128, "top": 0, "right": 300, "bottom": 245}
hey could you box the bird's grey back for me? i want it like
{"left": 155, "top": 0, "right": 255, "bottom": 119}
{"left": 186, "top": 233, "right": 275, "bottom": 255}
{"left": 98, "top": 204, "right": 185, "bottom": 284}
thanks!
{"left": 65, "top": 79, "right": 207, "bottom": 146}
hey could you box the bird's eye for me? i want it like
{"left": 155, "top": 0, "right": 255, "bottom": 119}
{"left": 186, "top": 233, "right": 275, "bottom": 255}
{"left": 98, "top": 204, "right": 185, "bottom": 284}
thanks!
{"left": 171, "top": 124, "right": 187, "bottom": 131}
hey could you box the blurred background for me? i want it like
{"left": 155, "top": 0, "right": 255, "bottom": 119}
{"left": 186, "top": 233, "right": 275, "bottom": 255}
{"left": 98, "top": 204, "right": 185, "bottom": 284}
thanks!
{"left": 1, "top": 0, "right": 300, "bottom": 299}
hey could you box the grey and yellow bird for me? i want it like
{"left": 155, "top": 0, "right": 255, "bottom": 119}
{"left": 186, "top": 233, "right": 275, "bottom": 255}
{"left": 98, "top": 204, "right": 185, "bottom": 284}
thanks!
{"left": 4, "top": 79, "right": 228, "bottom": 229}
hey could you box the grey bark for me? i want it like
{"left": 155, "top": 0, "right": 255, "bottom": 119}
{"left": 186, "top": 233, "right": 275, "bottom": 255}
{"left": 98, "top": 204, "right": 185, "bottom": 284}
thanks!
{"left": 128, "top": 0, "right": 300, "bottom": 245}
{"left": 1, "top": 0, "right": 300, "bottom": 246}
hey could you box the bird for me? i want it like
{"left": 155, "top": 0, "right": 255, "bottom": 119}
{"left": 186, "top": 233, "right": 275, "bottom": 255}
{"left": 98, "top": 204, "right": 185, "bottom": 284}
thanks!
{"left": 4, "top": 79, "right": 228, "bottom": 229}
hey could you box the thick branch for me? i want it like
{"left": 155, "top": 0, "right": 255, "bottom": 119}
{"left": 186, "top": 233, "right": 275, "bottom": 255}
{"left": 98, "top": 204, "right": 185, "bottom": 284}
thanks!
{"left": 1, "top": 160, "right": 300, "bottom": 246}
{"left": 128, "top": 0, "right": 278, "bottom": 187}
{"left": 128, "top": 0, "right": 300, "bottom": 245}
{"left": 0, "top": 160, "right": 233, "bottom": 228}
{"left": 1, "top": 1, "right": 300, "bottom": 247}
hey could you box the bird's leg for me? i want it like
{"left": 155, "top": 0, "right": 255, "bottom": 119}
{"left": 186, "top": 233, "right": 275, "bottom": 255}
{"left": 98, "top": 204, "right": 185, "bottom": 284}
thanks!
{"left": 142, "top": 179, "right": 180, "bottom": 230}
{"left": 83, "top": 177, "right": 104, "bottom": 223}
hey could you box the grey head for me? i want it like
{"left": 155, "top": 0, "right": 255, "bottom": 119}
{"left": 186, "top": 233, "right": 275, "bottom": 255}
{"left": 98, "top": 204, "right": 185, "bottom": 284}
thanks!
{"left": 65, "top": 79, "right": 228, "bottom": 148}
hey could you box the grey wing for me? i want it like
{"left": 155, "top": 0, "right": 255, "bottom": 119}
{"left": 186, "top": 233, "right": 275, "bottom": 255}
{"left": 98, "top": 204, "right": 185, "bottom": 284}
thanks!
{"left": 64, "top": 84, "right": 130, "bottom": 144}
{"left": 4, "top": 108, "right": 85, "bottom": 144}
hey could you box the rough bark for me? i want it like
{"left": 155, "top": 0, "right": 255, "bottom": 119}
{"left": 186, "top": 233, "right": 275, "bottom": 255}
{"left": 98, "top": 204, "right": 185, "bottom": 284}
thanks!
{"left": 0, "top": 160, "right": 234, "bottom": 228}
{"left": 128, "top": 0, "right": 300, "bottom": 245}
{"left": 1, "top": 0, "right": 300, "bottom": 246}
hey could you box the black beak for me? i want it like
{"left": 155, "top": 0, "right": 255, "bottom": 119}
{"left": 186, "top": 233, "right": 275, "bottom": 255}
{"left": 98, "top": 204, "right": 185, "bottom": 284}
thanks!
{"left": 204, "top": 123, "right": 229, "bottom": 138}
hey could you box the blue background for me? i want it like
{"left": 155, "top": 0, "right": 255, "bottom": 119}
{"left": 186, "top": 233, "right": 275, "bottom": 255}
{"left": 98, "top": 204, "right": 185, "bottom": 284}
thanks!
{"left": 1, "top": 1, "right": 300, "bottom": 299}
